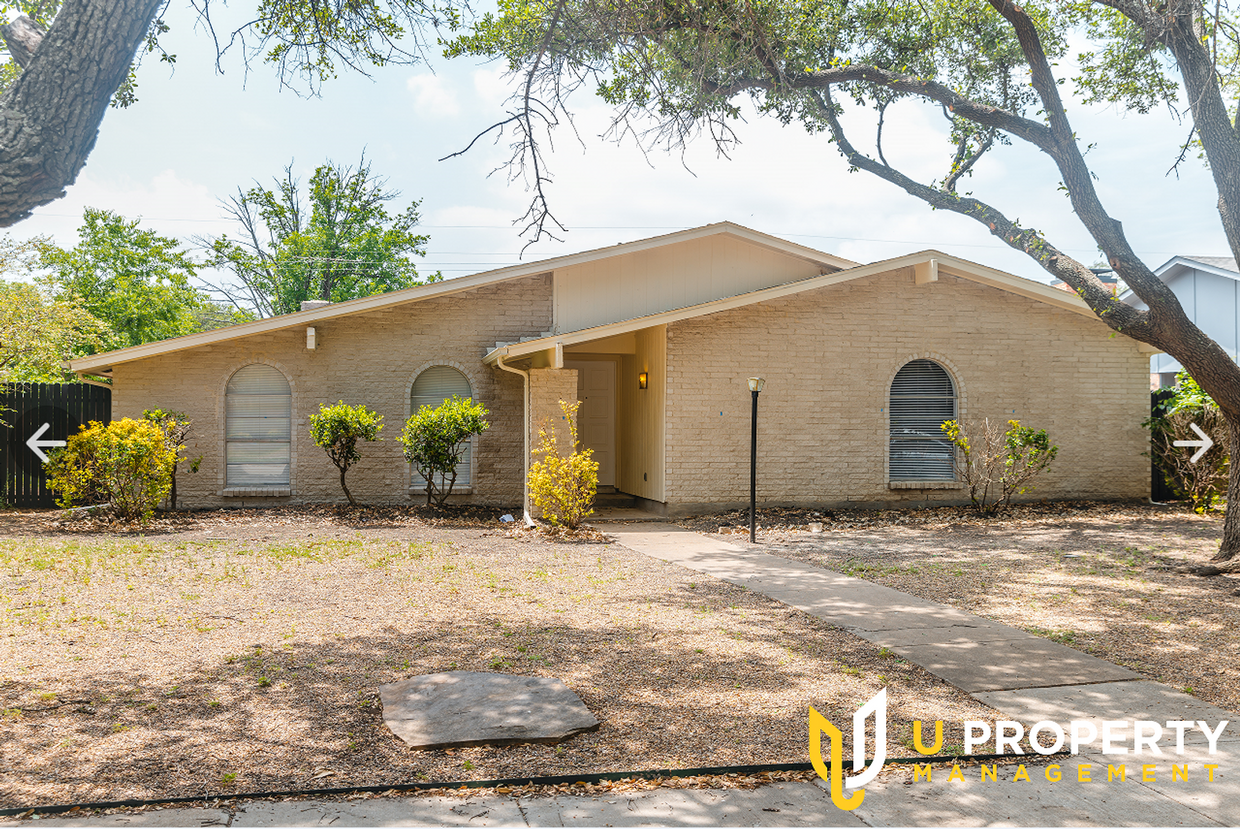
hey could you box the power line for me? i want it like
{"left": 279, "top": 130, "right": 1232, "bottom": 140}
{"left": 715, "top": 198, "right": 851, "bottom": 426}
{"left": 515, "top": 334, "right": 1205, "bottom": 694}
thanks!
{"left": 22, "top": 212, "right": 1215, "bottom": 257}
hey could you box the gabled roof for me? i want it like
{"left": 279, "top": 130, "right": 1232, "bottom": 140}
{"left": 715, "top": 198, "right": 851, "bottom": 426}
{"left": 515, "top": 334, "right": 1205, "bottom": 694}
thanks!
{"left": 485, "top": 249, "right": 1143, "bottom": 364}
{"left": 1118, "top": 254, "right": 1240, "bottom": 304}
{"left": 69, "top": 222, "right": 856, "bottom": 375}
{"left": 1181, "top": 255, "right": 1239, "bottom": 273}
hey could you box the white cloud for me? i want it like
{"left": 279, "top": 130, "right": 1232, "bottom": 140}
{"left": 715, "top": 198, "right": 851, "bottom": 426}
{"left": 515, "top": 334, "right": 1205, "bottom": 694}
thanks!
{"left": 407, "top": 73, "right": 461, "bottom": 118}
{"left": 21, "top": 169, "right": 228, "bottom": 247}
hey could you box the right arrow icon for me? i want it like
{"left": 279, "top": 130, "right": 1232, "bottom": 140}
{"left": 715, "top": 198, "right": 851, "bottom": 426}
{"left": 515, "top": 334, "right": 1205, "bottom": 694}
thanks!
{"left": 1173, "top": 422, "right": 1215, "bottom": 464}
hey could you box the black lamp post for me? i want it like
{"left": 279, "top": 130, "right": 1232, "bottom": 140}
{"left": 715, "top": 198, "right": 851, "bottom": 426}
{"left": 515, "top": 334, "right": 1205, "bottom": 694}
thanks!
{"left": 748, "top": 376, "right": 765, "bottom": 543}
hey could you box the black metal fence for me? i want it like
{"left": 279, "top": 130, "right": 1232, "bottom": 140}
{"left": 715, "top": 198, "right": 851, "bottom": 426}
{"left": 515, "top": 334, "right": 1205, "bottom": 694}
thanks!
{"left": 1150, "top": 388, "right": 1179, "bottom": 502}
{"left": 2, "top": 382, "right": 111, "bottom": 508}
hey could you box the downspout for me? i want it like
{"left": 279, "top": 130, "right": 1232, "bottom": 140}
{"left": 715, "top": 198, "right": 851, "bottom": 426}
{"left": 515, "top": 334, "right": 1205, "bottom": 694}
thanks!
{"left": 495, "top": 351, "right": 535, "bottom": 527}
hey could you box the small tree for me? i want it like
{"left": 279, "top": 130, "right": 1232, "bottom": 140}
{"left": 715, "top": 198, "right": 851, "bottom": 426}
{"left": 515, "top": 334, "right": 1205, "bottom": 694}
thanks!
{"left": 398, "top": 395, "right": 489, "bottom": 506}
{"left": 1147, "top": 373, "right": 1231, "bottom": 513}
{"left": 45, "top": 418, "right": 177, "bottom": 522}
{"left": 528, "top": 400, "right": 599, "bottom": 530}
{"left": 941, "top": 418, "right": 1059, "bottom": 515}
{"left": 142, "top": 408, "right": 198, "bottom": 510}
{"left": 309, "top": 401, "right": 384, "bottom": 506}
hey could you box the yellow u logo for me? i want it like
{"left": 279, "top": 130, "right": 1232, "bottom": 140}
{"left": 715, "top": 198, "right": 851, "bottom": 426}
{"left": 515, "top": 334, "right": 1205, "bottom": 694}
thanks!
{"left": 809, "top": 705, "right": 866, "bottom": 811}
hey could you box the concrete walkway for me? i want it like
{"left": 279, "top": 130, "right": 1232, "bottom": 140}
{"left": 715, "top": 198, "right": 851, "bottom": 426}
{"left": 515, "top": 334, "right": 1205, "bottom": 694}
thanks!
{"left": 7, "top": 523, "right": 1238, "bottom": 827}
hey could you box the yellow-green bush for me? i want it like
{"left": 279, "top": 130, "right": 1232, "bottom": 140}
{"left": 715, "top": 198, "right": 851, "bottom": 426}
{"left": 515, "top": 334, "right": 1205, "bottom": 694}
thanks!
{"left": 527, "top": 400, "right": 599, "bottom": 529}
{"left": 45, "top": 418, "right": 177, "bottom": 521}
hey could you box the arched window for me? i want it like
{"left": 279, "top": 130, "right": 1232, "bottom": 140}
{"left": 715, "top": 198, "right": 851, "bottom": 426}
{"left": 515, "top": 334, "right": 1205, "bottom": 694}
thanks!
{"left": 889, "top": 359, "right": 956, "bottom": 481}
{"left": 226, "top": 364, "right": 291, "bottom": 487}
{"left": 411, "top": 366, "right": 474, "bottom": 490}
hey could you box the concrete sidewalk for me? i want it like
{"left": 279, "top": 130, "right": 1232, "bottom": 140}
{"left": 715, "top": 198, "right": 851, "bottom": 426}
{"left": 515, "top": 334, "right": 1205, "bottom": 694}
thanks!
{"left": 10, "top": 758, "right": 1240, "bottom": 827}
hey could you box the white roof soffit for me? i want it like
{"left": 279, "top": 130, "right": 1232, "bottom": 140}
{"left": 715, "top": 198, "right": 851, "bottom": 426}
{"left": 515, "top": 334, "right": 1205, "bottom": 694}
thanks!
{"left": 69, "top": 222, "right": 855, "bottom": 373}
{"left": 485, "top": 250, "right": 1100, "bottom": 364}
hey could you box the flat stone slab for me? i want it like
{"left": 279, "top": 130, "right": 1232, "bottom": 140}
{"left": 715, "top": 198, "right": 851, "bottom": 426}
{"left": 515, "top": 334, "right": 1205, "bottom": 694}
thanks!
{"left": 379, "top": 671, "right": 600, "bottom": 749}
{"left": 891, "top": 638, "right": 1140, "bottom": 693}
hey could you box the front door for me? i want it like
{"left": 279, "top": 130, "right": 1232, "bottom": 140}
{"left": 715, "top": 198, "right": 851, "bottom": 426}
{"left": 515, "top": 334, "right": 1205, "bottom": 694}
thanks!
{"left": 565, "top": 361, "right": 616, "bottom": 487}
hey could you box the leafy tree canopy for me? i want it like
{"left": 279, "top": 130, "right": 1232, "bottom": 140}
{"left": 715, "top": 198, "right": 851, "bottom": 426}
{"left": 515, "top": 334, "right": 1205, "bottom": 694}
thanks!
{"left": 0, "top": 281, "right": 110, "bottom": 382}
{"left": 31, "top": 208, "right": 247, "bottom": 349}
{"left": 202, "top": 156, "right": 440, "bottom": 318}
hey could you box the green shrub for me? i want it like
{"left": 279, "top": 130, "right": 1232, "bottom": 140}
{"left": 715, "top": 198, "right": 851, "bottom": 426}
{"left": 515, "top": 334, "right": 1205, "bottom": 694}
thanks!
{"left": 45, "top": 418, "right": 177, "bottom": 522}
{"left": 309, "top": 401, "right": 384, "bottom": 506}
{"left": 941, "top": 418, "right": 1058, "bottom": 515}
{"left": 1146, "top": 372, "right": 1231, "bottom": 512}
{"left": 142, "top": 408, "right": 198, "bottom": 510}
{"left": 398, "top": 395, "right": 489, "bottom": 506}
{"left": 528, "top": 400, "right": 599, "bottom": 529}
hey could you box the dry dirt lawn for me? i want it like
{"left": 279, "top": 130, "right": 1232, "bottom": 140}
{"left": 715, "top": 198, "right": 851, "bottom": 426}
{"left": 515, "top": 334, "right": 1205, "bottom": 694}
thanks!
{"left": 685, "top": 501, "right": 1240, "bottom": 714}
{"left": 0, "top": 507, "right": 1002, "bottom": 809}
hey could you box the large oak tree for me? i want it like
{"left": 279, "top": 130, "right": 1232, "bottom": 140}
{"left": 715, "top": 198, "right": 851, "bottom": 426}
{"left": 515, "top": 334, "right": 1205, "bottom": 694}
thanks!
{"left": 450, "top": 0, "right": 1240, "bottom": 565}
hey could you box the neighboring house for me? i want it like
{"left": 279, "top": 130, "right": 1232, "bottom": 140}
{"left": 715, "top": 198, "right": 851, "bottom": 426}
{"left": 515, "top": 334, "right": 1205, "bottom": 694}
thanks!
{"left": 1120, "top": 255, "right": 1240, "bottom": 389}
{"left": 69, "top": 223, "right": 1153, "bottom": 516}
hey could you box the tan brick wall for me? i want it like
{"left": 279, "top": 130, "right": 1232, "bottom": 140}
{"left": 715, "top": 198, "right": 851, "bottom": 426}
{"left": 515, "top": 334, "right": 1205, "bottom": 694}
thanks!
{"left": 529, "top": 368, "right": 580, "bottom": 457}
{"left": 527, "top": 367, "right": 580, "bottom": 519}
{"left": 661, "top": 268, "right": 1151, "bottom": 515}
{"left": 110, "top": 276, "right": 553, "bottom": 508}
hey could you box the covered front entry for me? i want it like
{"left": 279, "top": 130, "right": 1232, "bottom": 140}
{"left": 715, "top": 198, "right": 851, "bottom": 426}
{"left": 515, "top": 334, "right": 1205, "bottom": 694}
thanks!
{"left": 564, "top": 360, "right": 616, "bottom": 487}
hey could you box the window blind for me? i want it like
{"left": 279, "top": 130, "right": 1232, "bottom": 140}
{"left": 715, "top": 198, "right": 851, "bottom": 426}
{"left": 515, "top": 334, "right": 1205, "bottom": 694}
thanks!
{"left": 226, "top": 364, "right": 291, "bottom": 487}
{"left": 889, "top": 359, "right": 956, "bottom": 481}
{"left": 411, "top": 366, "right": 473, "bottom": 489}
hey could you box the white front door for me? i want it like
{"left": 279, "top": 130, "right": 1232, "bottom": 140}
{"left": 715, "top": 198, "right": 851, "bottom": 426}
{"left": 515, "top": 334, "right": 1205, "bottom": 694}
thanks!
{"left": 566, "top": 361, "right": 616, "bottom": 487}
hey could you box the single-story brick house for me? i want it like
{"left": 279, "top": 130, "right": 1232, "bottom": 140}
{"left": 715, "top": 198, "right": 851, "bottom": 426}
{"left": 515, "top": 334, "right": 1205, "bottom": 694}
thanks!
{"left": 69, "top": 222, "right": 1153, "bottom": 516}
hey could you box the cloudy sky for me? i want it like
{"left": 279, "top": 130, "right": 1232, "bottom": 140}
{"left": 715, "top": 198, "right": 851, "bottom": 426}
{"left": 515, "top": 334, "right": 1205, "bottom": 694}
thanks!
{"left": 11, "top": 2, "right": 1232, "bottom": 288}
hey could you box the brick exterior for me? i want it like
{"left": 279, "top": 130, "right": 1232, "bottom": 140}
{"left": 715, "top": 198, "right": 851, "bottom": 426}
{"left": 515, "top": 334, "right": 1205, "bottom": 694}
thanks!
{"left": 529, "top": 368, "right": 580, "bottom": 457}
{"left": 527, "top": 368, "right": 580, "bottom": 519}
{"left": 106, "top": 264, "right": 1150, "bottom": 515}
{"left": 661, "top": 268, "right": 1150, "bottom": 515}
{"left": 110, "top": 276, "right": 553, "bottom": 508}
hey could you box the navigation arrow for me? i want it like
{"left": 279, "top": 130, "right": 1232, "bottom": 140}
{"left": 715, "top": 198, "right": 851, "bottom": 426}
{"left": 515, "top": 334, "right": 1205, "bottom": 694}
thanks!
{"left": 26, "top": 422, "right": 66, "bottom": 464}
{"left": 1173, "top": 422, "right": 1215, "bottom": 464}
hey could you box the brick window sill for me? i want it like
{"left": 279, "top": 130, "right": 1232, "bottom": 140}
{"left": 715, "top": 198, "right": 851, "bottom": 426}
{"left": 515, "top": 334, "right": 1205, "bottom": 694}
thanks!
{"left": 409, "top": 487, "right": 473, "bottom": 495}
{"left": 222, "top": 487, "right": 292, "bottom": 497}
{"left": 888, "top": 481, "right": 964, "bottom": 490}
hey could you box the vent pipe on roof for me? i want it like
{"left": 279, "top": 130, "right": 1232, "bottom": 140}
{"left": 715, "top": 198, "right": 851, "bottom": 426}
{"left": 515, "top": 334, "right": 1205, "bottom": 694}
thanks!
{"left": 301, "top": 300, "right": 332, "bottom": 312}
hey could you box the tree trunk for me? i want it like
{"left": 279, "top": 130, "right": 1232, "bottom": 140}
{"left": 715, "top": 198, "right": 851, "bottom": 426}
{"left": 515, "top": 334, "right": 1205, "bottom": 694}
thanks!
{"left": 1213, "top": 412, "right": 1240, "bottom": 561}
{"left": 0, "top": 0, "right": 164, "bottom": 226}
{"left": 339, "top": 467, "right": 356, "bottom": 506}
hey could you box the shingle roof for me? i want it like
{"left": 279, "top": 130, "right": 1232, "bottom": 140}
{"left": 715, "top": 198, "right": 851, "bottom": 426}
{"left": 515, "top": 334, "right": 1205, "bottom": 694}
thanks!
{"left": 1184, "top": 256, "right": 1239, "bottom": 273}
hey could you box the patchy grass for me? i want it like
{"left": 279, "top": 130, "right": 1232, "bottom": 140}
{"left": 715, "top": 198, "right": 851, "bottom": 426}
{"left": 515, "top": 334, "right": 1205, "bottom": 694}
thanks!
{"left": 0, "top": 510, "right": 1006, "bottom": 807}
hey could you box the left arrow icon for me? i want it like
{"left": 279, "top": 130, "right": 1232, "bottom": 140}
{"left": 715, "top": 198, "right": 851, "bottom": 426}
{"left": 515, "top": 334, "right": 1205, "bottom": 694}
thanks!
{"left": 26, "top": 422, "right": 66, "bottom": 463}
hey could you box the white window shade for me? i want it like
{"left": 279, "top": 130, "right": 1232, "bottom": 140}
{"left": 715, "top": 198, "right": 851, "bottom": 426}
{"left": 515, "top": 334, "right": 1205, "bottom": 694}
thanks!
{"left": 411, "top": 366, "right": 473, "bottom": 489}
{"left": 226, "top": 364, "right": 291, "bottom": 487}
{"left": 889, "top": 359, "right": 956, "bottom": 481}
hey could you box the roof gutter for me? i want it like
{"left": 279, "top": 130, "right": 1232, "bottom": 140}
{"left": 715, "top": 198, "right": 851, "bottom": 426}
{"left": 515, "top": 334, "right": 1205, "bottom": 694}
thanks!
{"left": 494, "top": 350, "right": 535, "bottom": 527}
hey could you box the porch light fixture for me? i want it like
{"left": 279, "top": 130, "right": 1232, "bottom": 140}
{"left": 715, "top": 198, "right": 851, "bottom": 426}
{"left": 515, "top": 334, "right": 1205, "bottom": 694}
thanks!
{"left": 638, "top": 371, "right": 648, "bottom": 389}
{"left": 748, "top": 377, "right": 765, "bottom": 543}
